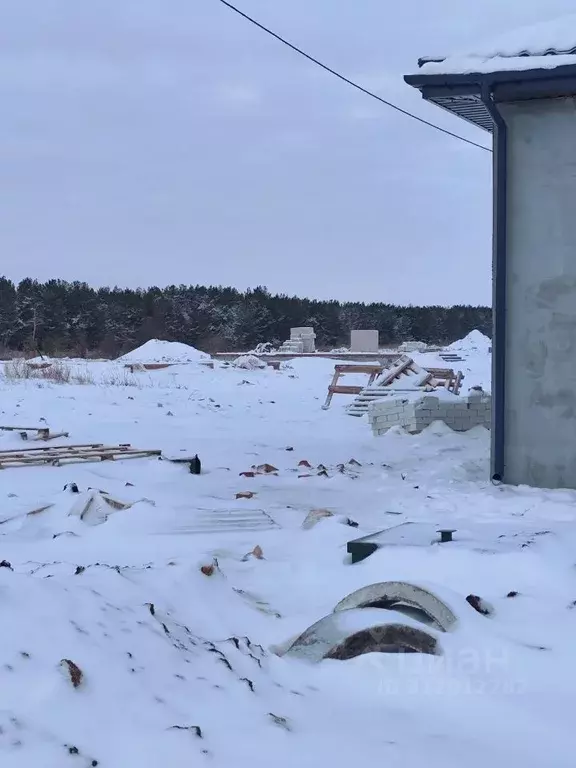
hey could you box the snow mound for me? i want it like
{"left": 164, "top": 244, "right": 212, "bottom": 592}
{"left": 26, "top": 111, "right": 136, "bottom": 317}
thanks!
{"left": 0, "top": 563, "right": 309, "bottom": 767}
{"left": 232, "top": 354, "right": 267, "bottom": 370}
{"left": 448, "top": 330, "right": 491, "bottom": 354}
{"left": 118, "top": 339, "right": 209, "bottom": 364}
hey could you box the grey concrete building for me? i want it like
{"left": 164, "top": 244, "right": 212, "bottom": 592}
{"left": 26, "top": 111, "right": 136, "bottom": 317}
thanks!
{"left": 404, "top": 17, "right": 576, "bottom": 489}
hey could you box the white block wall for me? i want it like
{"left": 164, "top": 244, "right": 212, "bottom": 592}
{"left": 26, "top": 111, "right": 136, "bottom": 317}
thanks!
{"left": 368, "top": 391, "right": 491, "bottom": 436}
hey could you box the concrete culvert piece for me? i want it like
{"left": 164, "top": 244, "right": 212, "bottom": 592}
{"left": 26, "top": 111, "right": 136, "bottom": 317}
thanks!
{"left": 333, "top": 581, "right": 458, "bottom": 632}
{"left": 282, "top": 608, "right": 442, "bottom": 663}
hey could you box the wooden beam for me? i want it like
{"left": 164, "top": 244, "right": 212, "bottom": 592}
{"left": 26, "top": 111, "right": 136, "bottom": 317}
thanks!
{"left": 328, "top": 385, "right": 363, "bottom": 395}
{"left": 334, "top": 364, "right": 383, "bottom": 375}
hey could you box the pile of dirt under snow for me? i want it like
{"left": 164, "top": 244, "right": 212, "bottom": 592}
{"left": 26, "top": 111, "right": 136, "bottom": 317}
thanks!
{"left": 118, "top": 339, "right": 210, "bottom": 364}
{"left": 448, "top": 330, "right": 491, "bottom": 354}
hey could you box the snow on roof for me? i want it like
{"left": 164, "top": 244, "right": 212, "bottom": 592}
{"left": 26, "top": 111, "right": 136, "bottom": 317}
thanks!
{"left": 418, "top": 14, "right": 576, "bottom": 76}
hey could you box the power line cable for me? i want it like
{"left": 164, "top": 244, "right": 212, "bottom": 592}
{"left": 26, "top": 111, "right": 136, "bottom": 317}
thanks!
{"left": 217, "top": 0, "right": 491, "bottom": 153}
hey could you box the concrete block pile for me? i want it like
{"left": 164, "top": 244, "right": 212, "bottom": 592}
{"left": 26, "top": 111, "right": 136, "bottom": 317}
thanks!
{"left": 279, "top": 327, "right": 316, "bottom": 354}
{"left": 368, "top": 390, "right": 491, "bottom": 436}
{"left": 398, "top": 340, "right": 427, "bottom": 353}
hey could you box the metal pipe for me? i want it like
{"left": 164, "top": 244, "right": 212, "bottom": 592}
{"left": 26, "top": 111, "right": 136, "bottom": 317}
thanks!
{"left": 481, "top": 85, "right": 507, "bottom": 483}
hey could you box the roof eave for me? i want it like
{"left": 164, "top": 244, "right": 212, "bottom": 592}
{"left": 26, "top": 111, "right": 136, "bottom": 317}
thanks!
{"left": 404, "top": 62, "right": 576, "bottom": 132}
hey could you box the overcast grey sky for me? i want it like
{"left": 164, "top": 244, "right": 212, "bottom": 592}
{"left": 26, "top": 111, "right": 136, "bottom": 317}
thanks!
{"left": 1, "top": 0, "right": 573, "bottom": 305}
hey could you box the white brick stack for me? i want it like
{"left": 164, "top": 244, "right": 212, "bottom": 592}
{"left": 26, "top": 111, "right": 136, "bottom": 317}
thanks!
{"left": 279, "top": 327, "right": 316, "bottom": 354}
{"left": 368, "top": 390, "right": 491, "bottom": 436}
{"left": 398, "top": 340, "right": 428, "bottom": 353}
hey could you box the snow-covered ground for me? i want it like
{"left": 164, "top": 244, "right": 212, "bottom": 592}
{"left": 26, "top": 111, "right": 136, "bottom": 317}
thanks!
{"left": 0, "top": 345, "right": 574, "bottom": 767}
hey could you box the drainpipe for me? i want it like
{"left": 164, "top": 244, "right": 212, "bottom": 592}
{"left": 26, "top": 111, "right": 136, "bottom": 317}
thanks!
{"left": 481, "top": 84, "right": 507, "bottom": 483}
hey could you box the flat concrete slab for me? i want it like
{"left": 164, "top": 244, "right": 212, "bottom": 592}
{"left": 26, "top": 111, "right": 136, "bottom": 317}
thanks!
{"left": 347, "top": 522, "right": 441, "bottom": 563}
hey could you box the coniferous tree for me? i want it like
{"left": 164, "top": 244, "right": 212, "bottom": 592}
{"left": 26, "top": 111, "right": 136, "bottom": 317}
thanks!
{"left": 0, "top": 275, "right": 491, "bottom": 356}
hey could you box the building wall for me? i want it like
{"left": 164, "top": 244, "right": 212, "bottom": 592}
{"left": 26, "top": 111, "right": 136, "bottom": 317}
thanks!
{"left": 501, "top": 96, "right": 576, "bottom": 488}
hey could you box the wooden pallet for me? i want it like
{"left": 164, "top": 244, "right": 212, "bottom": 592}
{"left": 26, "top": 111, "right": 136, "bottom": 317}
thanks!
{"left": 0, "top": 443, "right": 161, "bottom": 469}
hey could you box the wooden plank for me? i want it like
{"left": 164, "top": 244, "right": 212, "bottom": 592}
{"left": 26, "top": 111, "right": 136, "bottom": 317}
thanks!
{"left": 334, "top": 364, "right": 383, "bottom": 375}
{"left": 0, "top": 443, "right": 107, "bottom": 456}
{"left": 6, "top": 448, "right": 160, "bottom": 461}
{"left": 0, "top": 426, "right": 49, "bottom": 433}
{"left": 27, "top": 431, "right": 70, "bottom": 442}
{"left": 328, "top": 385, "right": 363, "bottom": 395}
{"left": 0, "top": 442, "right": 104, "bottom": 456}
{"left": 452, "top": 371, "right": 464, "bottom": 396}
{"left": 376, "top": 356, "right": 413, "bottom": 386}
{"left": 0, "top": 444, "right": 154, "bottom": 459}
{"left": 425, "top": 367, "right": 455, "bottom": 377}
{"left": 0, "top": 447, "right": 161, "bottom": 469}
{"left": 366, "top": 370, "right": 378, "bottom": 388}
{"left": 322, "top": 367, "right": 341, "bottom": 409}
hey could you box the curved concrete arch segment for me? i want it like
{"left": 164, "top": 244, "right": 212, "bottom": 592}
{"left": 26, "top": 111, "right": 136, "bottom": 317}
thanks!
{"left": 333, "top": 582, "right": 458, "bottom": 632}
{"left": 283, "top": 608, "right": 441, "bottom": 663}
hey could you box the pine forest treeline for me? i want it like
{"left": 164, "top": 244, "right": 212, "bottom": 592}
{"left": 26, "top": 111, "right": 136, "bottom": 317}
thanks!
{"left": 0, "top": 278, "right": 491, "bottom": 357}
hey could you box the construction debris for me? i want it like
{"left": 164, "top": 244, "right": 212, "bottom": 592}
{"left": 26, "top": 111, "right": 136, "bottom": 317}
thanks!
{"left": 171, "top": 508, "right": 278, "bottom": 534}
{"left": 334, "top": 581, "right": 458, "bottom": 632}
{"left": 241, "top": 544, "right": 264, "bottom": 561}
{"left": 60, "top": 659, "right": 84, "bottom": 688}
{"left": 347, "top": 522, "right": 443, "bottom": 563}
{"left": 466, "top": 594, "right": 494, "bottom": 616}
{"left": 322, "top": 356, "right": 463, "bottom": 413}
{"left": 302, "top": 508, "right": 334, "bottom": 529}
{"left": 322, "top": 364, "right": 382, "bottom": 409}
{"left": 0, "top": 443, "right": 161, "bottom": 469}
{"left": 0, "top": 425, "right": 69, "bottom": 441}
{"left": 281, "top": 608, "right": 442, "bottom": 662}
{"left": 161, "top": 453, "right": 202, "bottom": 474}
{"left": 200, "top": 559, "right": 220, "bottom": 576}
{"left": 69, "top": 489, "right": 154, "bottom": 525}
{"left": 439, "top": 351, "right": 465, "bottom": 363}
